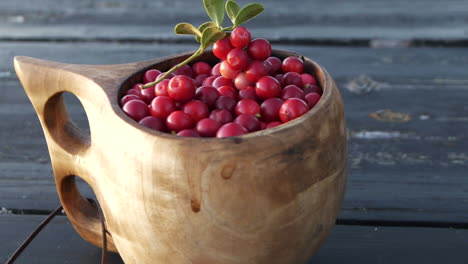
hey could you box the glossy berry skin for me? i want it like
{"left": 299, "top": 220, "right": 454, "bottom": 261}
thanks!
{"left": 304, "top": 93, "right": 321, "bottom": 108}
{"left": 192, "top": 61, "right": 212, "bottom": 76}
{"left": 215, "top": 96, "right": 237, "bottom": 113}
{"left": 234, "top": 114, "right": 261, "bottom": 132}
{"left": 143, "top": 69, "right": 162, "bottom": 83}
{"left": 122, "top": 99, "right": 149, "bottom": 121}
{"left": 140, "top": 86, "right": 155, "bottom": 103}
{"left": 280, "top": 72, "right": 302, "bottom": 88}
{"left": 183, "top": 100, "right": 209, "bottom": 122}
{"left": 155, "top": 79, "right": 170, "bottom": 96}
{"left": 196, "top": 118, "right": 221, "bottom": 137}
{"left": 202, "top": 76, "right": 217, "bottom": 86}
{"left": 235, "top": 99, "right": 260, "bottom": 116}
{"left": 247, "top": 38, "right": 272, "bottom": 60}
{"left": 234, "top": 72, "right": 253, "bottom": 91}
{"left": 211, "top": 63, "right": 221, "bottom": 76}
{"left": 220, "top": 60, "right": 241, "bottom": 79}
{"left": 301, "top": 73, "right": 317, "bottom": 87}
{"left": 226, "top": 48, "right": 250, "bottom": 71}
{"left": 266, "top": 121, "right": 282, "bottom": 129}
{"left": 173, "top": 64, "right": 193, "bottom": 77}
{"left": 245, "top": 60, "right": 268, "bottom": 82}
{"left": 281, "top": 85, "right": 305, "bottom": 100}
{"left": 216, "top": 122, "right": 248, "bottom": 138}
{"left": 166, "top": 111, "right": 194, "bottom": 132}
{"left": 126, "top": 88, "right": 143, "bottom": 98}
{"left": 230, "top": 26, "right": 251, "bottom": 48}
{"left": 260, "top": 98, "right": 283, "bottom": 122}
{"left": 209, "top": 109, "right": 233, "bottom": 125}
{"left": 279, "top": 98, "right": 309, "bottom": 123}
{"left": 194, "top": 74, "right": 209, "bottom": 86}
{"left": 266, "top": 57, "right": 282, "bottom": 74}
{"left": 195, "top": 86, "right": 220, "bottom": 108}
{"left": 177, "top": 129, "right": 200, "bottom": 137}
{"left": 120, "top": 94, "right": 141, "bottom": 106}
{"left": 255, "top": 76, "right": 281, "bottom": 100}
{"left": 213, "top": 37, "right": 234, "bottom": 60}
{"left": 238, "top": 86, "right": 258, "bottom": 101}
{"left": 212, "top": 76, "right": 233, "bottom": 88}
{"left": 303, "top": 85, "right": 323, "bottom": 95}
{"left": 218, "top": 85, "right": 238, "bottom": 100}
{"left": 168, "top": 75, "right": 196, "bottom": 102}
{"left": 139, "top": 116, "right": 166, "bottom": 132}
{"left": 281, "top": 56, "right": 304, "bottom": 73}
{"left": 149, "top": 96, "right": 176, "bottom": 119}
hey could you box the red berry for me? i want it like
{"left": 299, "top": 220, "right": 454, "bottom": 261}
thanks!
{"left": 149, "top": 96, "right": 176, "bottom": 119}
{"left": 183, "top": 100, "right": 209, "bottom": 122}
{"left": 140, "top": 86, "right": 155, "bottom": 103}
{"left": 211, "top": 63, "right": 221, "bottom": 76}
{"left": 226, "top": 48, "right": 250, "bottom": 71}
{"left": 216, "top": 122, "right": 248, "bottom": 138}
{"left": 196, "top": 118, "right": 221, "bottom": 137}
{"left": 139, "top": 116, "right": 166, "bottom": 132}
{"left": 195, "top": 85, "right": 220, "bottom": 108}
{"left": 166, "top": 111, "right": 194, "bottom": 132}
{"left": 238, "top": 86, "right": 258, "bottom": 101}
{"left": 177, "top": 129, "right": 200, "bottom": 137}
{"left": 143, "top": 69, "right": 162, "bottom": 83}
{"left": 303, "top": 85, "right": 323, "bottom": 95}
{"left": 234, "top": 114, "right": 261, "bottom": 132}
{"left": 282, "top": 56, "right": 304, "bottom": 73}
{"left": 245, "top": 60, "right": 268, "bottom": 82}
{"left": 235, "top": 99, "right": 260, "bottom": 116}
{"left": 155, "top": 79, "right": 170, "bottom": 97}
{"left": 209, "top": 109, "right": 233, "bottom": 125}
{"left": 301, "top": 73, "right": 317, "bottom": 87}
{"left": 194, "top": 74, "right": 209, "bottom": 87}
{"left": 279, "top": 98, "right": 309, "bottom": 123}
{"left": 215, "top": 96, "right": 236, "bottom": 112}
{"left": 126, "top": 88, "right": 143, "bottom": 98}
{"left": 260, "top": 98, "right": 283, "bottom": 122}
{"left": 234, "top": 72, "right": 254, "bottom": 91}
{"left": 123, "top": 99, "right": 149, "bottom": 121}
{"left": 202, "top": 76, "right": 217, "bottom": 86}
{"left": 212, "top": 76, "right": 233, "bottom": 88}
{"left": 281, "top": 85, "right": 305, "bottom": 100}
{"left": 266, "top": 121, "right": 282, "bottom": 129}
{"left": 120, "top": 94, "right": 141, "bottom": 106}
{"left": 218, "top": 85, "right": 238, "bottom": 100}
{"left": 255, "top": 76, "right": 281, "bottom": 100}
{"left": 220, "top": 60, "right": 241, "bottom": 79}
{"left": 168, "top": 75, "right": 196, "bottom": 101}
{"left": 275, "top": 74, "right": 283, "bottom": 83}
{"left": 213, "top": 37, "right": 234, "bottom": 60}
{"left": 230, "top": 26, "right": 251, "bottom": 48}
{"left": 304, "top": 93, "right": 321, "bottom": 108}
{"left": 156, "top": 72, "right": 175, "bottom": 81}
{"left": 266, "top": 57, "right": 282, "bottom": 74}
{"left": 174, "top": 64, "right": 193, "bottom": 77}
{"left": 247, "top": 38, "right": 272, "bottom": 60}
{"left": 192, "top": 61, "right": 212, "bottom": 76}
{"left": 281, "top": 72, "right": 302, "bottom": 88}
{"left": 260, "top": 121, "right": 267, "bottom": 130}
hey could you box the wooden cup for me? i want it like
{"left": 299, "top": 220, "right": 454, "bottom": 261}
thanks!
{"left": 14, "top": 50, "right": 347, "bottom": 264}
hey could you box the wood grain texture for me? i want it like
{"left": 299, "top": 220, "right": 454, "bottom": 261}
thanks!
{"left": 1, "top": 43, "right": 467, "bottom": 225}
{"left": 1, "top": 215, "right": 467, "bottom": 264}
{"left": 0, "top": 0, "right": 467, "bottom": 41}
{"left": 13, "top": 50, "right": 347, "bottom": 263}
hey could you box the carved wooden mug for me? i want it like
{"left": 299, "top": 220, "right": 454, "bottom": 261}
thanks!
{"left": 14, "top": 50, "right": 347, "bottom": 264}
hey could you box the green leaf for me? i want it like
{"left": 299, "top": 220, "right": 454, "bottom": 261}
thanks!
{"left": 203, "top": 0, "right": 225, "bottom": 27}
{"left": 200, "top": 26, "right": 226, "bottom": 50}
{"left": 174, "top": 23, "right": 201, "bottom": 37}
{"left": 198, "top": 21, "right": 217, "bottom": 33}
{"left": 225, "top": 0, "right": 240, "bottom": 24}
{"left": 234, "top": 3, "right": 264, "bottom": 26}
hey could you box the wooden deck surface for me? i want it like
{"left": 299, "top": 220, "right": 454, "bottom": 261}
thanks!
{"left": 1, "top": 0, "right": 467, "bottom": 263}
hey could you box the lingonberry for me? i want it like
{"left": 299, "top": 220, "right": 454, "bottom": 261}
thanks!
{"left": 234, "top": 72, "right": 253, "bottom": 91}
{"left": 143, "top": 69, "right": 162, "bottom": 83}
{"left": 183, "top": 100, "right": 209, "bottom": 122}
{"left": 150, "top": 96, "right": 176, "bottom": 119}
{"left": 174, "top": 64, "right": 193, "bottom": 77}
{"left": 301, "top": 73, "right": 317, "bottom": 87}
{"left": 303, "top": 85, "right": 323, "bottom": 95}
{"left": 266, "top": 57, "right": 282, "bottom": 75}
{"left": 166, "top": 111, "right": 194, "bottom": 132}
{"left": 266, "top": 121, "right": 282, "bottom": 129}
{"left": 192, "top": 61, "right": 212, "bottom": 76}
{"left": 220, "top": 60, "right": 241, "bottom": 79}
{"left": 155, "top": 79, "right": 170, "bottom": 97}
{"left": 140, "top": 85, "right": 155, "bottom": 103}
{"left": 247, "top": 38, "right": 271, "bottom": 60}
{"left": 202, "top": 76, "right": 217, "bottom": 86}
{"left": 281, "top": 56, "right": 304, "bottom": 73}
{"left": 194, "top": 74, "right": 209, "bottom": 87}
{"left": 281, "top": 85, "right": 305, "bottom": 100}
{"left": 168, "top": 75, "right": 196, "bottom": 102}
{"left": 123, "top": 99, "right": 149, "bottom": 121}
{"left": 245, "top": 60, "right": 268, "bottom": 82}
{"left": 216, "top": 122, "right": 248, "bottom": 138}
{"left": 213, "top": 37, "right": 234, "bottom": 60}
{"left": 215, "top": 96, "right": 236, "bottom": 113}
{"left": 156, "top": 72, "right": 175, "bottom": 81}
{"left": 126, "top": 88, "right": 143, "bottom": 98}
{"left": 195, "top": 85, "right": 220, "bottom": 108}
{"left": 211, "top": 63, "right": 221, "bottom": 76}
{"left": 226, "top": 48, "right": 250, "bottom": 71}
{"left": 280, "top": 72, "right": 302, "bottom": 88}
{"left": 120, "top": 94, "right": 141, "bottom": 106}
{"left": 255, "top": 76, "right": 281, "bottom": 100}
{"left": 209, "top": 109, "right": 233, "bottom": 125}
{"left": 304, "top": 93, "right": 321, "bottom": 108}
{"left": 212, "top": 76, "right": 233, "bottom": 88}
{"left": 230, "top": 26, "right": 251, "bottom": 48}
{"left": 139, "top": 116, "right": 166, "bottom": 132}
{"left": 279, "top": 98, "right": 309, "bottom": 123}
{"left": 235, "top": 99, "right": 260, "bottom": 116}
{"left": 260, "top": 98, "right": 283, "bottom": 122}
{"left": 218, "top": 85, "right": 238, "bottom": 100}
{"left": 238, "top": 86, "right": 258, "bottom": 101}
{"left": 196, "top": 118, "right": 221, "bottom": 137}
{"left": 177, "top": 129, "right": 200, "bottom": 137}
{"left": 234, "top": 114, "right": 261, "bottom": 132}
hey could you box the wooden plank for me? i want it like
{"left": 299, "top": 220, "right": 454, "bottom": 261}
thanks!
{"left": 0, "top": 0, "right": 467, "bottom": 41}
{"left": 1, "top": 42, "right": 467, "bottom": 224}
{"left": 1, "top": 215, "right": 467, "bottom": 264}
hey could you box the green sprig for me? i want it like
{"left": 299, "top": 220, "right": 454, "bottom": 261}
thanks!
{"left": 142, "top": 0, "right": 264, "bottom": 89}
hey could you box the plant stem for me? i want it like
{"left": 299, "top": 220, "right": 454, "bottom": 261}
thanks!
{"left": 142, "top": 48, "right": 203, "bottom": 89}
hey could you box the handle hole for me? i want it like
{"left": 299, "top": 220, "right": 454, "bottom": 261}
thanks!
{"left": 44, "top": 92, "right": 91, "bottom": 154}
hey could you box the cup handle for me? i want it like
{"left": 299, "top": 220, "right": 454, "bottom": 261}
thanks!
{"left": 14, "top": 56, "right": 123, "bottom": 251}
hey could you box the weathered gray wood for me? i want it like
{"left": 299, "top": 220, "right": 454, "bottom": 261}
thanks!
{"left": 0, "top": 0, "right": 467, "bottom": 41}
{"left": 1, "top": 42, "right": 467, "bottom": 224}
{"left": 1, "top": 215, "right": 467, "bottom": 264}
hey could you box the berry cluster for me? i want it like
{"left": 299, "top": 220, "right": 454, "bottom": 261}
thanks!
{"left": 120, "top": 27, "right": 322, "bottom": 138}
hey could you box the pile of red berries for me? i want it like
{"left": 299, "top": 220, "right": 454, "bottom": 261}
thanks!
{"left": 120, "top": 27, "right": 322, "bottom": 138}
